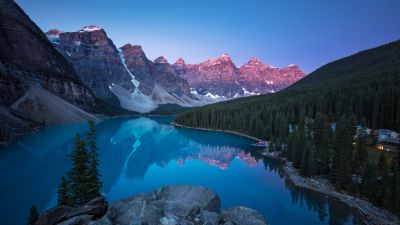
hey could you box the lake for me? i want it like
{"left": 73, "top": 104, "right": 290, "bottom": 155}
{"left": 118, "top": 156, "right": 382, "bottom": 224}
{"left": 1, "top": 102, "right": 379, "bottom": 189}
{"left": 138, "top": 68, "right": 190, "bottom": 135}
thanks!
{"left": 0, "top": 116, "right": 363, "bottom": 225}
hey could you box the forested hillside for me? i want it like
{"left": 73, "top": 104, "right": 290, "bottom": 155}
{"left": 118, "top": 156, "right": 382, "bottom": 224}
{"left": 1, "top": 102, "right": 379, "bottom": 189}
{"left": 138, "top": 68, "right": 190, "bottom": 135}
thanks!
{"left": 175, "top": 40, "right": 400, "bottom": 213}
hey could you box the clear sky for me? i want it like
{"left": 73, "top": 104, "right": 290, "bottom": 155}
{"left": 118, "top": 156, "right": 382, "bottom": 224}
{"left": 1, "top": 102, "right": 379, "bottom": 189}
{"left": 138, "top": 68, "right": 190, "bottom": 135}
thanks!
{"left": 16, "top": 0, "right": 400, "bottom": 73}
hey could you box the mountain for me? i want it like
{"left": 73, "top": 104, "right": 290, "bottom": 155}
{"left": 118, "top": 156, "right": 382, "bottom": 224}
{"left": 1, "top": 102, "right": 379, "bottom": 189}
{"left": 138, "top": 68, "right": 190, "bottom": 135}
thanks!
{"left": 45, "top": 26, "right": 135, "bottom": 100}
{"left": 0, "top": 0, "right": 97, "bottom": 145}
{"left": 47, "top": 29, "right": 196, "bottom": 113}
{"left": 172, "top": 54, "right": 305, "bottom": 97}
{"left": 176, "top": 40, "right": 400, "bottom": 135}
{"left": 45, "top": 25, "right": 305, "bottom": 113}
{"left": 239, "top": 58, "right": 305, "bottom": 94}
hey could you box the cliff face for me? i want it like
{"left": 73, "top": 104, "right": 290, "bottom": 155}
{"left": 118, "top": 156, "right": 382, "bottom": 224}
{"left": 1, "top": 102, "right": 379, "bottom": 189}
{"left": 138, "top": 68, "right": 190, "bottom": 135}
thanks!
{"left": 47, "top": 26, "right": 135, "bottom": 99}
{"left": 0, "top": 0, "right": 96, "bottom": 110}
{"left": 0, "top": 0, "right": 97, "bottom": 145}
{"left": 120, "top": 44, "right": 191, "bottom": 97}
{"left": 239, "top": 58, "right": 305, "bottom": 93}
{"left": 173, "top": 55, "right": 306, "bottom": 97}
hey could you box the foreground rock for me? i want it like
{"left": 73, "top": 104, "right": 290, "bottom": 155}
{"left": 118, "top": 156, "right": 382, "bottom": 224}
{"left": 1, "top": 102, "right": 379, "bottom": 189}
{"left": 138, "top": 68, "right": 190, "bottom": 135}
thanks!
{"left": 36, "top": 185, "right": 268, "bottom": 225}
{"left": 35, "top": 196, "right": 108, "bottom": 225}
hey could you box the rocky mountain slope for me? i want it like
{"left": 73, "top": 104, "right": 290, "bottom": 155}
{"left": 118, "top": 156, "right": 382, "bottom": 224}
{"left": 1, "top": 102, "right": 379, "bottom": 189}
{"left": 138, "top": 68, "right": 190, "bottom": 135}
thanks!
{"left": 46, "top": 26, "right": 305, "bottom": 112}
{"left": 0, "top": 0, "right": 97, "bottom": 145}
{"left": 173, "top": 54, "right": 305, "bottom": 97}
{"left": 47, "top": 28, "right": 195, "bottom": 113}
{"left": 35, "top": 185, "right": 268, "bottom": 225}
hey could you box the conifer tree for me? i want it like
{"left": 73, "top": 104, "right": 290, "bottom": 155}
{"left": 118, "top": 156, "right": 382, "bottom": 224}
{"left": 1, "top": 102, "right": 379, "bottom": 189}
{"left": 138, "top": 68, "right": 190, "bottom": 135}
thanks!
{"left": 330, "top": 116, "right": 353, "bottom": 189}
{"left": 57, "top": 176, "right": 69, "bottom": 206}
{"left": 86, "top": 121, "right": 102, "bottom": 200}
{"left": 353, "top": 137, "right": 368, "bottom": 174}
{"left": 27, "top": 205, "right": 39, "bottom": 225}
{"left": 67, "top": 135, "right": 90, "bottom": 206}
{"left": 312, "top": 113, "right": 330, "bottom": 174}
{"left": 361, "top": 160, "right": 378, "bottom": 201}
{"left": 307, "top": 141, "right": 317, "bottom": 177}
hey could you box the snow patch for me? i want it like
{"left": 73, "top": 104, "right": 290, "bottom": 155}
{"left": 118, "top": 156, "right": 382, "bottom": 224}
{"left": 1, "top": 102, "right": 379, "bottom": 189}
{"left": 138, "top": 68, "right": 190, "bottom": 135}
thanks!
{"left": 66, "top": 51, "right": 71, "bottom": 57}
{"left": 242, "top": 87, "right": 259, "bottom": 96}
{"left": 74, "top": 41, "right": 81, "bottom": 46}
{"left": 265, "top": 80, "right": 274, "bottom": 85}
{"left": 118, "top": 50, "right": 140, "bottom": 88}
{"left": 80, "top": 25, "right": 102, "bottom": 32}
{"left": 109, "top": 84, "right": 157, "bottom": 113}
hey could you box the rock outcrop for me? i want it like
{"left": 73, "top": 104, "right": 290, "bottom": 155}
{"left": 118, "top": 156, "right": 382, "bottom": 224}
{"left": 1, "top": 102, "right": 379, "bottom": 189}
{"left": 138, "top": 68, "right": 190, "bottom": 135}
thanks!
{"left": 172, "top": 55, "right": 306, "bottom": 97}
{"left": 120, "top": 45, "right": 191, "bottom": 98}
{"left": 36, "top": 196, "right": 108, "bottom": 225}
{"left": 35, "top": 185, "right": 268, "bottom": 225}
{"left": 46, "top": 29, "right": 194, "bottom": 112}
{"left": 47, "top": 26, "right": 135, "bottom": 100}
{"left": 0, "top": 0, "right": 97, "bottom": 145}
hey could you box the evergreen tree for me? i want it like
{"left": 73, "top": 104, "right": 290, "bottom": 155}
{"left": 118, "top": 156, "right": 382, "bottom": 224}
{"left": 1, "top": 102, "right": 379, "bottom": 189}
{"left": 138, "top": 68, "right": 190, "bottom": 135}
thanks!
{"left": 67, "top": 135, "right": 91, "bottom": 206}
{"left": 330, "top": 117, "right": 353, "bottom": 189}
{"left": 353, "top": 137, "right": 368, "bottom": 174}
{"left": 57, "top": 176, "right": 69, "bottom": 206}
{"left": 299, "top": 146, "right": 309, "bottom": 176}
{"left": 313, "top": 113, "right": 330, "bottom": 174}
{"left": 86, "top": 121, "right": 102, "bottom": 200}
{"left": 361, "top": 161, "right": 378, "bottom": 201}
{"left": 307, "top": 141, "right": 317, "bottom": 177}
{"left": 27, "top": 205, "right": 39, "bottom": 225}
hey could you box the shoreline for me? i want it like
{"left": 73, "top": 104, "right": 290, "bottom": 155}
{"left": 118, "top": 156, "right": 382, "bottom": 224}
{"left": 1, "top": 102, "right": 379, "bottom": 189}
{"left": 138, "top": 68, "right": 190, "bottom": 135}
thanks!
{"left": 171, "top": 122, "right": 264, "bottom": 142}
{"left": 172, "top": 122, "right": 400, "bottom": 225}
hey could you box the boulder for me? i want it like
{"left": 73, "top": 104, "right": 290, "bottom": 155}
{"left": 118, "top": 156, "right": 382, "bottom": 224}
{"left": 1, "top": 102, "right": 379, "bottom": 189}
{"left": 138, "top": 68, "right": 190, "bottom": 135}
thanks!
{"left": 36, "top": 186, "right": 268, "bottom": 225}
{"left": 35, "top": 196, "right": 108, "bottom": 225}
{"left": 221, "top": 206, "right": 268, "bottom": 225}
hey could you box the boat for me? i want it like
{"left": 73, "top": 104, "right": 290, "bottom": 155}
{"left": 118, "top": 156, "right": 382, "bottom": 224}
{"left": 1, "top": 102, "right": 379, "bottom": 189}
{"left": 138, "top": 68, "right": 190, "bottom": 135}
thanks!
{"left": 250, "top": 141, "right": 270, "bottom": 148}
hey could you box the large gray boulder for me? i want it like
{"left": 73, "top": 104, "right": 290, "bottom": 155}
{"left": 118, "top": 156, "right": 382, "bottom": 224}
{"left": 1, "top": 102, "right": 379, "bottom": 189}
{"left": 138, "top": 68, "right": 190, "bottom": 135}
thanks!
{"left": 221, "top": 206, "right": 267, "bottom": 225}
{"left": 36, "top": 185, "right": 268, "bottom": 225}
{"left": 35, "top": 196, "right": 108, "bottom": 225}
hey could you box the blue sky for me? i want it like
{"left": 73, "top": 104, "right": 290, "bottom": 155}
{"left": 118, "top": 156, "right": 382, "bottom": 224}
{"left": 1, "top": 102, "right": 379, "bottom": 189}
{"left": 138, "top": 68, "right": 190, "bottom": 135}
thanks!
{"left": 16, "top": 0, "right": 400, "bottom": 73}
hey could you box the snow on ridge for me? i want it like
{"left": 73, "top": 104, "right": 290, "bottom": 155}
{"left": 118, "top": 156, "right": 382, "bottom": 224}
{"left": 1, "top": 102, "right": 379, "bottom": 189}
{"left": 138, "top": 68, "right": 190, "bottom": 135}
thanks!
{"left": 118, "top": 50, "right": 140, "bottom": 88}
{"left": 242, "top": 87, "right": 259, "bottom": 96}
{"left": 80, "top": 25, "right": 102, "bottom": 32}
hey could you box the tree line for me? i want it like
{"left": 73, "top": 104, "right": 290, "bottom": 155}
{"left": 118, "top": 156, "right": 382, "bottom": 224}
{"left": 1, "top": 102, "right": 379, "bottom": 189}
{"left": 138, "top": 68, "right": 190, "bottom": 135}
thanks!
{"left": 175, "top": 40, "right": 400, "bottom": 214}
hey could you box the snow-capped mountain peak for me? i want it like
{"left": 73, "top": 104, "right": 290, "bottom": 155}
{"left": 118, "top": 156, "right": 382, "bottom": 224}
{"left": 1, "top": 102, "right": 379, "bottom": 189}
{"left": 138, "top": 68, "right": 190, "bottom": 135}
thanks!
{"left": 45, "top": 29, "right": 63, "bottom": 37}
{"left": 153, "top": 56, "right": 169, "bottom": 64}
{"left": 79, "top": 25, "right": 102, "bottom": 32}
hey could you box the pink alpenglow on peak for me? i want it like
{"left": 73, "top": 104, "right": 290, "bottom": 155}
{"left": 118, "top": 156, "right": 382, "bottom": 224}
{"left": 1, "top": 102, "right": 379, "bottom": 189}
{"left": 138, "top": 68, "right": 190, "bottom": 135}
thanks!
{"left": 175, "top": 58, "right": 186, "bottom": 65}
{"left": 153, "top": 56, "right": 169, "bottom": 64}
{"left": 45, "top": 29, "right": 63, "bottom": 37}
{"left": 79, "top": 25, "right": 102, "bottom": 32}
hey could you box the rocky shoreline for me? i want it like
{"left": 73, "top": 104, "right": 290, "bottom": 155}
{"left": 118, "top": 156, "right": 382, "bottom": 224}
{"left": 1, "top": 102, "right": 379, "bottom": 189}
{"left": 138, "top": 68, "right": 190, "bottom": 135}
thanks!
{"left": 35, "top": 185, "right": 268, "bottom": 225}
{"left": 172, "top": 123, "right": 400, "bottom": 225}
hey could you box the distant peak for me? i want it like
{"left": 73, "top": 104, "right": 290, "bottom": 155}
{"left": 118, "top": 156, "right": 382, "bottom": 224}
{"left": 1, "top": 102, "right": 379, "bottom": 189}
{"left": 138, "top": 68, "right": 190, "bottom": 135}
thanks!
{"left": 79, "top": 25, "right": 102, "bottom": 32}
{"left": 120, "top": 44, "right": 142, "bottom": 51}
{"left": 241, "top": 57, "right": 269, "bottom": 68}
{"left": 288, "top": 64, "right": 298, "bottom": 68}
{"left": 220, "top": 53, "right": 231, "bottom": 59}
{"left": 250, "top": 56, "right": 258, "bottom": 62}
{"left": 174, "top": 58, "right": 186, "bottom": 65}
{"left": 154, "top": 56, "right": 169, "bottom": 64}
{"left": 45, "top": 29, "right": 63, "bottom": 37}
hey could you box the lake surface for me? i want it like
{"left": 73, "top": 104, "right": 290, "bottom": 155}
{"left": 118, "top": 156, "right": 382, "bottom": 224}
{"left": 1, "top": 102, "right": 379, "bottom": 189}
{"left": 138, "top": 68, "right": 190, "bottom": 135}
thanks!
{"left": 0, "top": 116, "right": 363, "bottom": 225}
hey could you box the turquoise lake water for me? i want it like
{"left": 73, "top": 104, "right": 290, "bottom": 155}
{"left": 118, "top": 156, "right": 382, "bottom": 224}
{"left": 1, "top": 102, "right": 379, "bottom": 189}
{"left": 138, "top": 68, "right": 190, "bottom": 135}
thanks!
{"left": 0, "top": 116, "right": 363, "bottom": 225}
